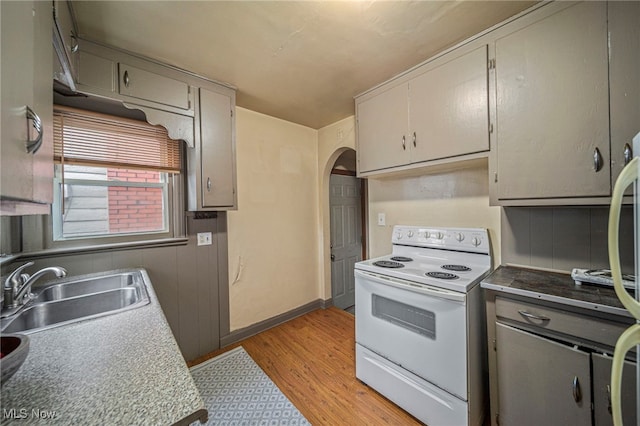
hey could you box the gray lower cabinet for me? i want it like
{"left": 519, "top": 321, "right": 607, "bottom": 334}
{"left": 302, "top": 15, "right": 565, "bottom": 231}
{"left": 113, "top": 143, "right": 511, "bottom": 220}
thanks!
{"left": 592, "top": 353, "right": 637, "bottom": 426}
{"left": 496, "top": 323, "right": 592, "bottom": 426}
{"left": 489, "top": 293, "right": 637, "bottom": 426}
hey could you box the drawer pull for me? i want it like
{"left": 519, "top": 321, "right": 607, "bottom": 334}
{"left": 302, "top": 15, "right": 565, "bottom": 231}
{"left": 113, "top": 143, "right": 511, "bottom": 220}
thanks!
{"left": 572, "top": 376, "right": 582, "bottom": 403}
{"left": 518, "top": 310, "right": 550, "bottom": 322}
{"left": 402, "top": 135, "right": 406, "bottom": 150}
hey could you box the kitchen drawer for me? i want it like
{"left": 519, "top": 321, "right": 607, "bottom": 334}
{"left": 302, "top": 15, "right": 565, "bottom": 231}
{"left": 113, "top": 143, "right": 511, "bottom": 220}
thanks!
{"left": 495, "top": 296, "right": 628, "bottom": 349}
{"left": 118, "top": 63, "right": 191, "bottom": 111}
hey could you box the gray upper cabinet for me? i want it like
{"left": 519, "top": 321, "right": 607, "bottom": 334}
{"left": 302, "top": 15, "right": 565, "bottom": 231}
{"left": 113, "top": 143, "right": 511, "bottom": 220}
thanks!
{"left": 187, "top": 87, "right": 237, "bottom": 210}
{"left": 410, "top": 45, "right": 489, "bottom": 163}
{"left": 52, "top": 0, "right": 78, "bottom": 90}
{"left": 1, "top": 1, "right": 53, "bottom": 215}
{"left": 489, "top": 1, "right": 640, "bottom": 206}
{"left": 356, "top": 44, "right": 490, "bottom": 176}
{"left": 356, "top": 83, "right": 410, "bottom": 173}
{"left": 609, "top": 1, "right": 640, "bottom": 197}
{"left": 118, "top": 63, "right": 191, "bottom": 111}
{"left": 493, "top": 2, "right": 610, "bottom": 202}
{"left": 74, "top": 38, "right": 237, "bottom": 211}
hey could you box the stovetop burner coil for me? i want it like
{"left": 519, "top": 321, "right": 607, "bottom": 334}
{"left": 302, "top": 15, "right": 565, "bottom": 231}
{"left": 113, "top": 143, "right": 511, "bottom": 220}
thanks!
{"left": 390, "top": 256, "right": 413, "bottom": 262}
{"left": 373, "top": 260, "right": 405, "bottom": 269}
{"left": 441, "top": 264, "right": 471, "bottom": 272}
{"left": 426, "top": 271, "right": 459, "bottom": 280}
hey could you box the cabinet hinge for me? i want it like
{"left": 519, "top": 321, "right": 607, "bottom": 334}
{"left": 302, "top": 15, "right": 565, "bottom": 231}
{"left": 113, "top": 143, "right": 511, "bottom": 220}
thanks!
{"left": 230, "top": 109, "right": 233, "bottom": 117}
{"left": 489, "top": 123, "right": 494, "bottom": 134}
{"left": 493, "top": 338, "right": 497, "bottom": 351}
{"left": 488, "top": 58, "right": 496, "bottom": 70}
{"left": 494, "top": 173, "right": 498, "bottom": 183}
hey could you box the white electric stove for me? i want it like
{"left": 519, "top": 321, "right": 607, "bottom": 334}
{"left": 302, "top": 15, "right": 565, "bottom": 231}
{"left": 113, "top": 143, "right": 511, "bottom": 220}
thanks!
{"left": 355, "top": 225, "right": 492, "bottom": 426}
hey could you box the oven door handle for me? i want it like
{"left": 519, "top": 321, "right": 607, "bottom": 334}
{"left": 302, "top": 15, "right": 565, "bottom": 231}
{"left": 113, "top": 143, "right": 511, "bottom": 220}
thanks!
{"left": 355, "top": 270, "right": 466, "bottom": 303}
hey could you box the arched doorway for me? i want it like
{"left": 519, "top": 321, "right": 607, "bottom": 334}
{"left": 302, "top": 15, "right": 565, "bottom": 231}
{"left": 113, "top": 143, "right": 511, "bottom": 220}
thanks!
{"left": 329, "top": 149, "right": 365, "bottom": 313}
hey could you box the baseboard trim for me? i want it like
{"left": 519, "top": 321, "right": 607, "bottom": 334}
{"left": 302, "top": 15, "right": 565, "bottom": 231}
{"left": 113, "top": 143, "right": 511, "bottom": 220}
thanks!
{"left": 220, "top": 298, "right": 333, "bottom": 347}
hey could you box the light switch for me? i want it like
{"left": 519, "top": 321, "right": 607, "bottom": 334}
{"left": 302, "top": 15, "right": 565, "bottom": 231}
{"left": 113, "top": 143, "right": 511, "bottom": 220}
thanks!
{"left": 377, "top": 213, "right": 386, "bottom": 226}
{"left": 197, "top": 232, "right": 213, "bottom": 246}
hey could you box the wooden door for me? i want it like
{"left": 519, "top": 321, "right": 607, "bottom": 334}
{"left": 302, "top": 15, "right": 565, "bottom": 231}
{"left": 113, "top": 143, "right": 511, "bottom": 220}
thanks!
{"left": 199, "top": 87, "right": 235, "bottom": 208}
{"left": 330, "top": 174, "right": 362, "bottom": 310}
{"left": 409, "top": 45, "right": 489, "bottom": 163}
{"left": 496, "top": 323, "right": 592, "bottom": 426}
{"left": 356, "top": 83, "right": 410, "bottom": 173}
{"left": 495, "top": 2, "right": 610, "bottom": 200}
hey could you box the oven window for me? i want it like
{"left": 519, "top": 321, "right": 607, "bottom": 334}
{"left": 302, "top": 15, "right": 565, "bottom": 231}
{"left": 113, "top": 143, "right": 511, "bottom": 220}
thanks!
{"left": 372, "top": 294, "right": 436, "bottom": 339}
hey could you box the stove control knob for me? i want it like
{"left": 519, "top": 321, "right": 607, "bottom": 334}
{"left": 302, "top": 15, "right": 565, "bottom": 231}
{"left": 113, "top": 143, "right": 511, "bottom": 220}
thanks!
{"left": 456, "top": 233, "right": 465, "bottom": 242}
{"left": 424, "top": 231, "right": 431, "bottom": 239}
{"left": 471, "top": 237, "right": 481, "bottom": 247}
{"left": 407, "top": 231, "right": 414, "bottom": 238}
{"left": 396, "top": 232, "right": 403, "bottom": 240}
{"left": 435, "top": 232, "right": 444, "bottom": 239}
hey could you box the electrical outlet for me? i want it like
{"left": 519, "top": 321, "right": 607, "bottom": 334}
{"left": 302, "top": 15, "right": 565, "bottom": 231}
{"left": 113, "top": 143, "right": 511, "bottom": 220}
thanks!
{"left": 197, "top": 232, "right": 213, "bottom": 246}
{"left": 377, "top": 213, "right": 386, "bottom": 226}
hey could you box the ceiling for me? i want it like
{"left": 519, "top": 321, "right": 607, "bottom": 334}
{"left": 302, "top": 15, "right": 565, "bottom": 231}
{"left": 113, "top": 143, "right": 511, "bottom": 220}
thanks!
{"left": 72, "top": 1, "right": 536, "bottom": 129}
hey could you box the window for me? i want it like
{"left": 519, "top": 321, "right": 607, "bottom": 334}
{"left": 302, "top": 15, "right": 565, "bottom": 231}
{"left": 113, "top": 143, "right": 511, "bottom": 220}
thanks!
{"left": 52, "top": 106, "right": 184, "bottom": 242}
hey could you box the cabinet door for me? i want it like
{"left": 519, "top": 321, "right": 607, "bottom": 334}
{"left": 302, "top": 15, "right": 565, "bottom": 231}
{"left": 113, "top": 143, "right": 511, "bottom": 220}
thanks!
{"left": 496, "top": 323, "right": 592, "bottom": 426}
{"left": 356, "top": 83, "right": 410, "bottom": 173}
{"left": 1, "top": 1, "right": 52, "bottom": 208}
{"left": 495, "top": 2, "right": 610, "bottom": 200}
{"left": 410, "top": 45, "right": 489, "bottom": 163}
{"left": 119, "top": 63, "right": 191, "bottom": 110}
{"left": 592, "top": 353, "right": 637, "bottom": 426}
{"left": 199, "top": 88, "right": 236, "bottom": 208}
{"left": 31, "top": 0, "right": 53, "bottom": 204}
{"left": 609, "top": 1, "right": 640, "bottom": 193}
{"left": 1, "top": 1, "right": 40, "bottom": 204}
{"left": 53, "top": 0, "right": 78, "bottom": 82}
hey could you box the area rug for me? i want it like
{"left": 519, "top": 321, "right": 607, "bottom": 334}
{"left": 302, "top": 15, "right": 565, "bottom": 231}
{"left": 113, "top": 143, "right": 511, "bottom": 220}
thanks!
{"left": 190, "top": 346, "right": 310, "bottom": 426}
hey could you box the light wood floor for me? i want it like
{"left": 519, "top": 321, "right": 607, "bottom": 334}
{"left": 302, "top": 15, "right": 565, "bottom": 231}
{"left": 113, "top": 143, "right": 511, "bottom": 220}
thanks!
{"left": 189, "top": 307, "right": 422, "bottom": 425}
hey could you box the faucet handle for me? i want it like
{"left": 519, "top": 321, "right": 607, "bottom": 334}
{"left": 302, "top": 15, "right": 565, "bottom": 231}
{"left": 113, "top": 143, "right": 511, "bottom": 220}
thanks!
{"left": 5, "top": 262, "right": 34, "bottom": 288}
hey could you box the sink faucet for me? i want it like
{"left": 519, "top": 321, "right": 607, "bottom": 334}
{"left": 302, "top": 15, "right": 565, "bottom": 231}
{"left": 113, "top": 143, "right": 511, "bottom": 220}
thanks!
{"left": 3, "top": 262, "right": 67, "bottom": 310}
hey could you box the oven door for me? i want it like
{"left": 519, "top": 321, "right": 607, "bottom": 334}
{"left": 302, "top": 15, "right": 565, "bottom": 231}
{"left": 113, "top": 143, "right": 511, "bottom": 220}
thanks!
{"left": 355, "top": 269, "right": 468, "bottom": 399}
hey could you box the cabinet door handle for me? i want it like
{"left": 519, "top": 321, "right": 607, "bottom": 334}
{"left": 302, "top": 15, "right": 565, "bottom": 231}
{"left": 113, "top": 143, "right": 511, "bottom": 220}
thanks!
{"left": 70, "top": 31, "right": 79, "bottom": 53}
{"left": 572, "top": 376, "right": 582, "bottom": 403}
{"left": 624, "top": 143, "right": 633, "bottom": 166}
{"left": 517, "top": 310, "right": 550, "bottom": 322}
{"left": 402, "top": 135, "right": 406, "bottom": 150}
{"left": 607, "top": 384, "right": 612, "bottom": 414}
{"left": 206, "top": 177, "right": 212, "bottom": 192}
{"left": 25, "top": 106, "right": 43, "bottom": 154}
{"left": 593, "top": 147, "right": 603, "bottom": 172}
{"left": 123, "top": 70, "right": 130, "bottom": 87}
{"left": 412, "top": 132, "right": 417, "bottom": 147}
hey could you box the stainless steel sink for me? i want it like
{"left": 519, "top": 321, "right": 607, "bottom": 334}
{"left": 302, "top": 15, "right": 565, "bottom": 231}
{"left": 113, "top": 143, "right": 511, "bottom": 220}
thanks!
{"left": 33, "top": 272, "right": 139, "bottom": 302}
{"left": 0, "top": 270, "right": 150, "bottom": 334}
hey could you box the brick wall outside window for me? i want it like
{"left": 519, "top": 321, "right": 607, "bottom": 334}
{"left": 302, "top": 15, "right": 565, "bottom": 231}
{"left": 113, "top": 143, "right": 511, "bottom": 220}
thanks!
{"left": 107, "top": 169, "right": 164, "bottom": 233}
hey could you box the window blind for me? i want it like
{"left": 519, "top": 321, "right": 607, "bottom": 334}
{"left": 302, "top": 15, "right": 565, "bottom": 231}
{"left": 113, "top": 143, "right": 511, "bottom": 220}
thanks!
{"left": 53, "top": 105, "right": 182, "bottom": 173}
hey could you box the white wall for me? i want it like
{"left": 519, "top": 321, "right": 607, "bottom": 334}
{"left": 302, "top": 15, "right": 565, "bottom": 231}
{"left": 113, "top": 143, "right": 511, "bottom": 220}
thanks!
{"left": 367, "top": 164, "right": 502, "bottom": 265}
{"left": 317, "top": 116, "right": 356, "bottom": 300}
{"left": 227, "top": 107, "right": 320, "bottom": 331}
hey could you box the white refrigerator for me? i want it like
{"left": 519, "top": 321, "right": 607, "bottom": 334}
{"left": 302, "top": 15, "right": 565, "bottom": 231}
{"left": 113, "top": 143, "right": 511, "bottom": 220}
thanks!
{"left": 610, "top": 131, "right": 640, "bottom": 425}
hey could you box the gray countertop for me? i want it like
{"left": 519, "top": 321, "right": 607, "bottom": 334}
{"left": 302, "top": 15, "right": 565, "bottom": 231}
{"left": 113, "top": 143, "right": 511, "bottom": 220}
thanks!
{"left": 0, "top": 269, "right": 207, "bottom": 425}
{"left": 481, "top": 265, "right": 632, "bottom": 319}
